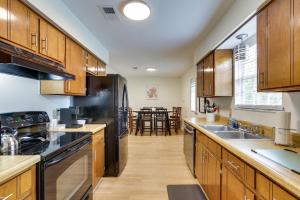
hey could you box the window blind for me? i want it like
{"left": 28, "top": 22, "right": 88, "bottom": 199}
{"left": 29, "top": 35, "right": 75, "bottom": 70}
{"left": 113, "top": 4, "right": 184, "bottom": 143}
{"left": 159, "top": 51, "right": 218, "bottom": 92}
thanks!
{"left": 191, "top": 79, "right": 196, "bottom": 112}
{"left": 234, "top": 35, "right": 282, "bottom": 110}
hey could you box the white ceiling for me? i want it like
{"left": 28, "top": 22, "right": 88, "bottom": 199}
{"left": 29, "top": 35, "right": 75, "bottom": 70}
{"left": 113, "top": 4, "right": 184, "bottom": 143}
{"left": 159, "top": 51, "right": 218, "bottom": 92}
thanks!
{"left": 63, "top": 0, "right": 235, "bottom": 77}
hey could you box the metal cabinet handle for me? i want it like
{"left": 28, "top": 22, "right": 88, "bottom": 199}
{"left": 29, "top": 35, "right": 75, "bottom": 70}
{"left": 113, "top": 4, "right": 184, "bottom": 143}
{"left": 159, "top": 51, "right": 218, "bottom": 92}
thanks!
{"left": 259, "top": 73, "right": 264, "bottom": 84}
{"left": 31, "top": 32, "right": 38, "bottom": 47}
{"left": 45, "top": 36, "right": 48, "bottom": 52}
{"left": 0, "top": 193, "right": 13, "bottom": 200}
{"left": 227, "top": 160, "right": 240, "bottom": 172}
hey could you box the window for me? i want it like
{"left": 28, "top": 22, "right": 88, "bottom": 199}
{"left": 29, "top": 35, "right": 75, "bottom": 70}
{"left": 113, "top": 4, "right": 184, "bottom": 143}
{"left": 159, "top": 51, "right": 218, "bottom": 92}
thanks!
{"left": 234, "top": 35, "right": 283, "bottom": 110}
{"left": 190, "top": 79, "right": 196, "bottom": 112}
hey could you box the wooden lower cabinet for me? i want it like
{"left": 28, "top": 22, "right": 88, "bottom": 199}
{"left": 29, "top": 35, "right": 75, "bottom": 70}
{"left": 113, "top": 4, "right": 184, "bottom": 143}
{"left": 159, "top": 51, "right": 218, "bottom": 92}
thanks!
{"left": 0, "top": 165, "right": 36, "bottom": 200}
{"left": 256, "top": 172, "right": 297, "bottom": 200}
{"left": 195, "top": 131, "right": 221, "bottom": 200}
{"left": 221, "top": 166, "right": 245, "bottom": 200}
{"left": 92, "top": 129, "right": 105, "bottom": 188}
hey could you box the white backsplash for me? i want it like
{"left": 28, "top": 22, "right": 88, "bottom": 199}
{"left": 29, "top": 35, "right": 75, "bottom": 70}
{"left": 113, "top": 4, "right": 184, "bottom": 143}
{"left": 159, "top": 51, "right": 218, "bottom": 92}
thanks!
{"left": 0, "top": 74, "right": 70, "bottom": 119}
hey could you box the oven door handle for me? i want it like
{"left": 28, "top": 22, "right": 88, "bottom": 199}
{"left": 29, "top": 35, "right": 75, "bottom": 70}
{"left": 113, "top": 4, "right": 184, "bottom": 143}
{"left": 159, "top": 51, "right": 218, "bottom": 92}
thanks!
{"left": 45, "top": 139, "right": 90, "bottom": 168}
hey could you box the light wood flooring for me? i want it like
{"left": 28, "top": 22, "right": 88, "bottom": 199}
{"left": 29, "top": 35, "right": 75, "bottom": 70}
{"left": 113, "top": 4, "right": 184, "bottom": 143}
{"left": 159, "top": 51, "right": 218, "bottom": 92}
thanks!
{"left": 93, "top": 133, "right": 198, "bottom": 200}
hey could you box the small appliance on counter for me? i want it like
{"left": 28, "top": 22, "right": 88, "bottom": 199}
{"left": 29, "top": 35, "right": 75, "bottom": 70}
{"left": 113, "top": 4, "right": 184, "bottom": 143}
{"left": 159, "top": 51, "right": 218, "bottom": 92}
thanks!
{"left": 274, "top": 111, "right": 294, "bottom": 146}
{"left": 0, "top": 125, "right": 19, "bottom": 154}
{"left": 59, "top": 106, "right": 83, "bottom": 128}
{"left": 0, "top": 111, "right": 93, "bottom": 200}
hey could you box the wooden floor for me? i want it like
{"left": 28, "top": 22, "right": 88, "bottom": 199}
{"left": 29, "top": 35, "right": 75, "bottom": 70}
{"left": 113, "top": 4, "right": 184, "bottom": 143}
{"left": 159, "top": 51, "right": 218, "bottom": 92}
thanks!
{"left": 93, "top": 132, "right": 198, "bottom": 200}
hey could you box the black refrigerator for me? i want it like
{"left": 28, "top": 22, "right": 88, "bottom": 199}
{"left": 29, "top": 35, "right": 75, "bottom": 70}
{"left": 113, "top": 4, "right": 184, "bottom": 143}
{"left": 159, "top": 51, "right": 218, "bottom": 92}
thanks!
{"left": 73, "top": 74, "right": 128, "bottom": 177}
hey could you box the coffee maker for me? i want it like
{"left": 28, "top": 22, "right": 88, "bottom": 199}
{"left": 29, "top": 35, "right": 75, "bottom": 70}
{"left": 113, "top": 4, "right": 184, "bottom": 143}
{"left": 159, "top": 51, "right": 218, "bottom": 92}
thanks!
{"left": 59, "top": 107, "right": 83, "bottom": 128}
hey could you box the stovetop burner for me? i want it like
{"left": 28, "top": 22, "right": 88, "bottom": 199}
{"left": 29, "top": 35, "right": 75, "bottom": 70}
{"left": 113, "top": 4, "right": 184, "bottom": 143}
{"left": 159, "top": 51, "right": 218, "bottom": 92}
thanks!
{"left": 0, "top": 111, "right": 91, "bottom": 160}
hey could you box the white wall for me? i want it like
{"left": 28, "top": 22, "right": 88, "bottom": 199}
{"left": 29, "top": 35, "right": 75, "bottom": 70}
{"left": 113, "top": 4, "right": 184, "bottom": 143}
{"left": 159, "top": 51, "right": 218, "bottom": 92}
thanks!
{"left": 126, "top": 76, "right": 181, "bottom": 110}
{"left": 26, "top": 0, "right": 110, "bottom": 65}
{"left": 180, "top": 66, "right": 198, "bottom": 118}
{"left": 0, "top": 74, "right": 70, "bottom": 118}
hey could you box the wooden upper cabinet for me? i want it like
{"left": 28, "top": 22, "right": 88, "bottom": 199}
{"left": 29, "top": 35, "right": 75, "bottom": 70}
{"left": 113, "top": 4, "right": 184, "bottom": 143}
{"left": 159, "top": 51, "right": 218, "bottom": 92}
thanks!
{"left": 214, "top": 49, "right": 233, "bottom": 96}
{"left": 257, "top": 0, "right": 300, "bottom": 91}
{"left": 65, "top": 38, "right": 86, "bottom": 95}
{"left": 257, "top": 9, "right": 267, "bottom": 91}
{"left": 203, "top": 53, "right": 214, "bottom": 97}
{"left": 0, "top": 0, "right": 8, "bottom": 39}
{"left": 267, "top": 0, "right": 291, "bottom": 88}
{"left": 9, "top": 0, "right": 29, "bottom": 48}
{"left": 86, "top": 52, "right": 98, "bottom": 75}
{"left": 28, "top": 10, "right": 39, "bottom": 52}
{"left": 197, "top": 50, "right": 232, "bottom": 97}
{"left": 196, "top": 61, "right": 204, "bottom": 97}
{"left": 294, "top": 0, "right": 300, "bottom": 86}
{"left": 39, "top": 18, "right": 65, "bottom": 63}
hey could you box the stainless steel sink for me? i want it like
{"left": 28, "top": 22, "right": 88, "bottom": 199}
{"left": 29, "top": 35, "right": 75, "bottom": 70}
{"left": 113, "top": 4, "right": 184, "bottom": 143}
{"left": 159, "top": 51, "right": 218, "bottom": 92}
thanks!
{"left": 214, "top": 131, "right": 265, "bottom": 139}
{"left": 200, "top": 125, "right": 270, "bottom": 140}
{"left": 200, "top": 125, "right": 237, "bottom": 132}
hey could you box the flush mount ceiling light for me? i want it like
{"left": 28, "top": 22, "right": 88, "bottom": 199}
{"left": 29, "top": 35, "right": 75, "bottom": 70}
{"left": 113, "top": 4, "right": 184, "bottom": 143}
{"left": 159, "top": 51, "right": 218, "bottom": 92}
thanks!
{"left": 146, "top": 67, "right": 156, "bottom": 72}
{"left": 122, "top": 0, "right": 150, "bottom": 21}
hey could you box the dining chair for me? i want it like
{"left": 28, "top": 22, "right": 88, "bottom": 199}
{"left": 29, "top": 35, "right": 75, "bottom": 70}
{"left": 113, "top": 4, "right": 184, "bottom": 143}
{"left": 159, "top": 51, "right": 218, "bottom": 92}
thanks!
{"left": 128, "top": 107, "right": 137, "bottom": 134}
{"left": 169, "top": 107, "right": 179, "bottom": 134}
{"left": 140, "top": 110, "right": 153, "bottom": 135}
{"left": 154, "top": 108, "right": 167, "bottom": 135}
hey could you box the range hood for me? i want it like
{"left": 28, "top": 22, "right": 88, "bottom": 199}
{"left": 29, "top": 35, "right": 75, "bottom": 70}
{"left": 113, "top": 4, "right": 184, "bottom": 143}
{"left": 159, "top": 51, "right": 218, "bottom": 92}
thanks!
{"left": 0, "top": 41, "right": 75, "bottom": 80}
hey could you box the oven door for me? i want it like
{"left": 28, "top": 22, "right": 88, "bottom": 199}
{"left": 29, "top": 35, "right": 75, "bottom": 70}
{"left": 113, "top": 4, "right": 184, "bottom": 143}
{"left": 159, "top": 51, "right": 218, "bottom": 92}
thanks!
{"left": 44, "top": 138, "right": 92, "bottom": 200}
{"left": 183, "top": 123, "right": 195, "bottom": 177}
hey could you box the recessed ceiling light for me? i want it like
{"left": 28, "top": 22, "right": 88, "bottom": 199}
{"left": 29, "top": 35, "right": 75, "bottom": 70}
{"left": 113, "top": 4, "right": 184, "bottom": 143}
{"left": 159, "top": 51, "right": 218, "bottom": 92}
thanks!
{"left": 123, "top": 0, "right": 150, "bottom": 21}
{"left": 146, "top": 67, "right": 156, "bottom": 72}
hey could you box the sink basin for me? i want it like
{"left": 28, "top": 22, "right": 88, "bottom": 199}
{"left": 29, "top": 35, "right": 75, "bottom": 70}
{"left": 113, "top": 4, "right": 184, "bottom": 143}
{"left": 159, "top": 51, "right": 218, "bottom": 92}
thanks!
{"left": 200, "top": 125, "right": 270, "bottom": 140}
{"left": 200, "top": 125, "right": 237, "bottom": 132}
{"left": 214, "top": 131, "right": 266, "bottom": 139}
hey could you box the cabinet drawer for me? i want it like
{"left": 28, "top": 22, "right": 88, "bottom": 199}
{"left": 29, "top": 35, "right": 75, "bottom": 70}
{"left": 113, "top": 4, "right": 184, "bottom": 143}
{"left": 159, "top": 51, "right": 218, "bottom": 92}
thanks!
{"left": 196, "top": 130, "right": 208, "bottom": 146}
{"left": 0, "top": 178, "right": 17, "bottom": 200}
{"left": 207, "top": 137, "right": 221, "bottom": 159}
{"left": 222, "top": 149, "right": 245, "bottom": 179}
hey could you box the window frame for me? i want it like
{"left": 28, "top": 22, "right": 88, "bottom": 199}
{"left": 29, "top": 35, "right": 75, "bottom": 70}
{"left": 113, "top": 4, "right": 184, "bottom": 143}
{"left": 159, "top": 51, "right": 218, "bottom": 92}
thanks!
{"left": 190, "top": 78, "right": 196, "bottom": 112}
{"left": 233, "top": 35, "right": 284, "bottom": 112}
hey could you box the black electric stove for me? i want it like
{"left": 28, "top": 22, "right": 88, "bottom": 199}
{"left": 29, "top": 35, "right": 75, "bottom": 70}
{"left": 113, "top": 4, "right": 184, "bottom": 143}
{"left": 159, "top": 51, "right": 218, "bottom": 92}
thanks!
{"left": 0, "top": 111, "right": 93, "bottom": 200}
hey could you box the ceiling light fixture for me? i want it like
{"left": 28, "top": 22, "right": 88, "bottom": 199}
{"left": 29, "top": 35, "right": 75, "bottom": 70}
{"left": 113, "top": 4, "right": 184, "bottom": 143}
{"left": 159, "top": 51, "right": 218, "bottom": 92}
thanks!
{"left": 146, "top": 67, "right": 156, "bottom": 72}
{"left": 123, "top": 0, "right": 150, "bottom": 21}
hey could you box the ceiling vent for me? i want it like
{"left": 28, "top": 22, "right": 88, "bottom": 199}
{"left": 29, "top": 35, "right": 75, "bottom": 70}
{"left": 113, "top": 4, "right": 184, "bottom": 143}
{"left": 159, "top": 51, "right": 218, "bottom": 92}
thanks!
{"left": 98, "top": 6, "right": 119, "bottom": 20}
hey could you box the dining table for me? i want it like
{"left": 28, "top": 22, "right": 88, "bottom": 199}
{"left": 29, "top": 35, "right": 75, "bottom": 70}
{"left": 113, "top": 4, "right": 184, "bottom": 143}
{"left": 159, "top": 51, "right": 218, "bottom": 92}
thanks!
{"left": 134, "top": 110, "right": 173, "bottom": 136}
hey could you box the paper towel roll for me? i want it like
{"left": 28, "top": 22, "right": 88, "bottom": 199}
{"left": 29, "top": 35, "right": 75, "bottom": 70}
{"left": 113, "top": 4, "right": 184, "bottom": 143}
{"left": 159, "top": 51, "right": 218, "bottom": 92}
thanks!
{"left": 275, "top": 111, "right": 291, "bottom": 129}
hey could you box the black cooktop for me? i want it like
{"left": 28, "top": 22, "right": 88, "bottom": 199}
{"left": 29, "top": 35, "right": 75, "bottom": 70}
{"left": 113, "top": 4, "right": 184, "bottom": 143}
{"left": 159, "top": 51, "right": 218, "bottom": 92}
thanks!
{"left": 1, "top": 131, "right": 91, "bottom": 160}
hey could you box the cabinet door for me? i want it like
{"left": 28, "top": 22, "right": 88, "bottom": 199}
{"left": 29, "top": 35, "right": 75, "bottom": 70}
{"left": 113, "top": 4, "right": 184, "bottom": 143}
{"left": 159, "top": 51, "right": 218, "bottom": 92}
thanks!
{"left": 87, "top": 53, "right": 98, "bottom": 75}
{"left": 267, "top": 0, "right": 291, "bottom": 88}
{"left": 9, "top": 0, "right": 29, "bottom": 48}
{"left": 273, "top": 184, "right": 296, "bottom": 200}
{"left": 47, "top": 23, "right": 59, "bottom": 60}
{"left": 195, "top": 140, "right": 204, "bottom": 185}
{"left": 222, "top": 166, "right": 245, "bottom": 200}
{"left": 294, "top": 0, "right": 300, "bottom": 86}
{"left": 65, "top": 38, "right": 86, "bottom": 95}
{"left": 29, "top": 10, "right": 38, "bottom": 52}
{"left": 0, "top": 0, "right": 8, "bottom": 39}
{"left": 57, "top": 31, "right": 65, "bottom": 64}
{"left": 97, "top": 59, "right": 106, "bottom": 76}
{"left": 256, "top": 172, "right": 272, "bottom": 200}
{"left": 207, "top": 151, "right": 221, "bottom": 200}
{"left": 0, "top": 178, "right": 17, "bottom": 200}
{"left": 197, "top": 61, "right": 204, "bottom": 97}
{"left": 203, "top": 53, "right": 214, "bottom": 96}
{"left": 39, "top": 18, "right": 48, "bottom": 56}
{"left": 92, "top": 131, "right": 105, "bottom": 188}
{"left": 18, "top": 166, "right": 35, "bottom": 199}
{"left": 257, "top": 9, "right": 267, "bottom": 90}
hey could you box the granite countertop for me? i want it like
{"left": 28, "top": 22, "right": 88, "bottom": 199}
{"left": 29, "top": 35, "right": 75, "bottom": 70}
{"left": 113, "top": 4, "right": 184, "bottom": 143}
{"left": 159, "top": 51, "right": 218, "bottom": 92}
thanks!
{"left": 0, "top": 155, "right": 40, "bottom": 185}
{"left": 49, "top": 124, "right": 106, "bottom": 134}
{"left": 184, "top": 117, "right": 300, "bottom": 198}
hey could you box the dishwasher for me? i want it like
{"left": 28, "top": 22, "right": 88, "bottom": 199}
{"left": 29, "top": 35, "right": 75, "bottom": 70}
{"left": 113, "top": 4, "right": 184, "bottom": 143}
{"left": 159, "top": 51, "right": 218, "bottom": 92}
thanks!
{"left": 183, "top": 122, "right": 196, "bottom": 177}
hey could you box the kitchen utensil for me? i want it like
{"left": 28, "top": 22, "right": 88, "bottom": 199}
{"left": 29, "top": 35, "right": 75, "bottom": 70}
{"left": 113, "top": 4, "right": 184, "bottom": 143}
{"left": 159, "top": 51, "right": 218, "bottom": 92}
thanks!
{"left": 0, "top": 126, "right": 18, "bottom": 153}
